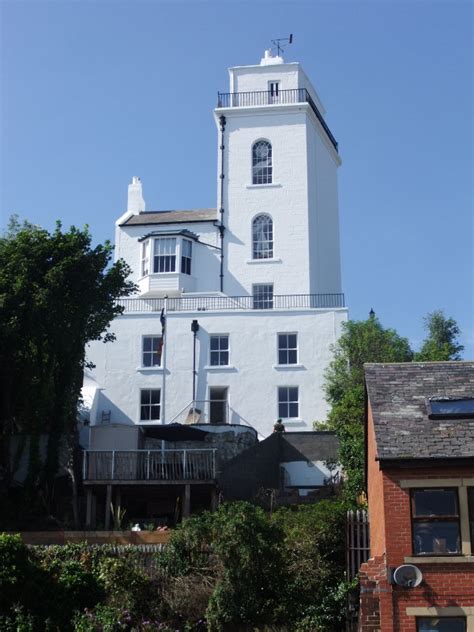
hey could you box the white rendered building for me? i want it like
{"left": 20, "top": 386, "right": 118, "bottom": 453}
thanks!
{"left": 85, "top": 50, "right": 347, "bottom": 445}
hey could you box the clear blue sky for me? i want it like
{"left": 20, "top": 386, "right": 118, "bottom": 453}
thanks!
{"left": 1, "top": 0, "right": 473, "bottom": 356}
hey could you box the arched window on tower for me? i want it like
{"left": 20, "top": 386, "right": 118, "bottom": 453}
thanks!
{"left": 252, "top": 214, "right": 273, "bottom": 259}
{"left": 252, "top": 140, "right": 272, "bottom": 184}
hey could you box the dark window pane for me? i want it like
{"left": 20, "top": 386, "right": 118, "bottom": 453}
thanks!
{"left": 141, "top": 406, "right": 150, "bottom": 420}
{"left": 220, "top": 351, "right": 229, "bottom": 365}
{"left": 150, "top": 405, "right": 160, "bottom": 420}
{"left": 143, "top": 354, "right": 152, "bottom": 367}
{"left": 152, "top": 337, "right": 160, "bottom": 351}
{"left": 210, "top": 337, "right": 219, "bottom": 350}
{"left": 221, "top": 337, "right": 229, "bottom": 350}
{"left": 141, "top": 391, "right": 149, "bottom": 405}
{"left": 429, "top": 398, "right": 474, "bottom": 417}
{"left": 150, "top": 390, "right": 160, "bottom": 405}
{"left": 413, "top": 489, "right": 458, "bottom": 517}
{"left": 143, "top": 337, "right": 152, "bottom": 352}
{"left": 413, "top": 521, "right": 461, "bottom": 554}
{"left": 279, "top": 403, "right": 288, "bottom": 418}
{"left": 278, "top": 350, "right": 287, "bottom": 365}
{"left": 288, "top": 334, "right": 297, "bottom": 348}
{"left": 289, "top": 403, "right": 299, "bottom": 418}
{"left": 288, "top": 387, "right": 298, "bottom": 401}
{"left": 417, "top": 617, "right": 466, "bottom": 632}
{"left": 288, "top": 350, "right": 297, "bottom": 364}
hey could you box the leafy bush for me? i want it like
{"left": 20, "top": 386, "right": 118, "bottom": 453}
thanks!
{"left": 96, "top": 556, "right": 154, "bottom": 617}
{"left": 0, "top": 499, "right": 351, "bottom": 631}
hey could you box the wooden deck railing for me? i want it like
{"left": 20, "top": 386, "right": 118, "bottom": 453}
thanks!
{"left": 83, "top": 449, "right": 216, "bottom": 482}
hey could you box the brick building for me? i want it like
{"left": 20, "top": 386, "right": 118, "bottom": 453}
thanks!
{"left": 359, "top": 362, "right": 474, "bottom": 632}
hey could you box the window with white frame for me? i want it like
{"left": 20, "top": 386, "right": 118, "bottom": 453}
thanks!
{"left": 253, "top": 283, "right": 273, "bottom": 309}
{"left": 142, "top": 336, "right": 163, "bottom": 367}
{"left": 210, "top": 335, "right": 229, "bottom": 366}
{"left": 181, "top": 239, "right": 192, "bottom": 275}
{"left": 140, "top": 389, "right": 161, "bottom": 421}
{"left": 278, "top": 333, "right": 298, "bottom": 365}
{"left": 252, "top": 140, "right": 272, "bottom": 185}
{"left": 153, "top": 237, "right": 176, "bottom": 273}
{"left": 278, "top": 386, "right": 299, "bottom": 419}
{"left": 141, "top": 241, "right": 150, "bottom": 277}
{"left": 252, "top": 214, "right": 273, "bottom": 259}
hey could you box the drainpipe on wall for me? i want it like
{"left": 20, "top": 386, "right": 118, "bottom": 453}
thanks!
{"left": 218, "top": 115, "right": 226, "bottom": 293}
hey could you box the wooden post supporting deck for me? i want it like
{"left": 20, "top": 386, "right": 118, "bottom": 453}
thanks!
{"left": 86, "top": 489, "right": 93, "bottom": 528}
{"left": 104, "top": 484, "right": 112, "bottom": 530}
{"left": 183, "top": 484, "right": 191, "bottom": 519}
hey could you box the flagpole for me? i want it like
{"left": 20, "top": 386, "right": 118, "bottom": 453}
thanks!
{"left": 161, "top": 297, "right": 167, "bottom": 425}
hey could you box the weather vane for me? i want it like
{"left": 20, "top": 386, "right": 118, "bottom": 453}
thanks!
{"left": 271, "top": 34, "right": 293, "bottom": 57}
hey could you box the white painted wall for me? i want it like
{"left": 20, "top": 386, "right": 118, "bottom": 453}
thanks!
{"left": 82, "top": 54, "right": 347, "bottom": 450}
{"left": 281, "top": 460, "right": 342, "bottom": 489}
{"left": 85, "top": 307, "right": 347, "bottom": 442}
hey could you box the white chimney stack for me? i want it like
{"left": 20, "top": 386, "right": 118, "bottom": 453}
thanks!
{"left": 127, "top": 176, "right": 145, "bottom": 214}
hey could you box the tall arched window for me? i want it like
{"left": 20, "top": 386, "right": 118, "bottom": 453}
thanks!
{"left": 252, "top": 214, "right": 273, "bottom": 259}
{"left": 252, "top": 140, "right": 272, "bottom": 184}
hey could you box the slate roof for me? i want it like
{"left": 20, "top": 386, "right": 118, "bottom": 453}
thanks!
{"left": 365, "top": 362, "right": 474, "bottom": 461}
{"left": 121, "top": 209, "right": 217, "bottom": 226}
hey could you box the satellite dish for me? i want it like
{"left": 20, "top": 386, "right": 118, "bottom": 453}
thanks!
{"left": 393, "top": 564, "right": 423, "bottom": 588}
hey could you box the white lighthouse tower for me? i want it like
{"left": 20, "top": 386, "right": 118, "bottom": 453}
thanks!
{"left": 216, "top": 49, "right": 342, "bottom": 299}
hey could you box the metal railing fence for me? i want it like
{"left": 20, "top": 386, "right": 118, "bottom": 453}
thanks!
{"left": 217, "top": 88, "right": 338, "bottom": 151}
{"left": 117, "top": 293, "right": 345, "bottom": 313}
{"left": 83, "top": 449, "right": 216, "bottom": 482}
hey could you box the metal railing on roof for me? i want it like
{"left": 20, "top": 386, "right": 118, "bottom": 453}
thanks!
{"left": 217, "top": 88, "right": 338, "bottom": 151}
{"left": 117, "top": 293, "right": 345, "bottom": 313}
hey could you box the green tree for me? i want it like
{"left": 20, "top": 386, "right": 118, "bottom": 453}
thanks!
{"left": 320, "top": 315, "right": 413, "bottom": 500}
{"left": 415, "top": 309, "right": 464, "bottom": 361}
{"left": 0, "top": 217, "right": 134, "bottom": 522}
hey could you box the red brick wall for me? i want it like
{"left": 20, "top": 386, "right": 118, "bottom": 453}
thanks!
{"left": 360, "top": 458, "right": 474, "bottom": 631}
{"left": 367, "top": 403, "right": 386, "bottom": 557}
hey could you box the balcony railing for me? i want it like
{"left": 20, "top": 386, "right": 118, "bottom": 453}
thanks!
{"left": 217, "top": 88, "right": 338, "bottom": 151}
{"left": 117, "top": 293, "right": 345, "bottom": 313}
{"left": 83, "top": 449, "right": 216, "bottom": 482}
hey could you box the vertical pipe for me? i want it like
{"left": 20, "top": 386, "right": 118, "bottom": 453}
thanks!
{"left": 218, "top": 115, "right": 226, "bottom": 292}
{"left": 161, "top": 297, "right": 167, "bottom": 425}
{"left": 111, "top": 451, "right": 115, "bottom": 480}
{"left": 192, "top": 331, "right": 197, "bottom": 402}
{"left": 82, "top": 451, "right": 87, "bottom": 480}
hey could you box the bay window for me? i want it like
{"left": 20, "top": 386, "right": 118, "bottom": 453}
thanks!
{"left": 153, "top": 237, "right": 176, "bottom": 273}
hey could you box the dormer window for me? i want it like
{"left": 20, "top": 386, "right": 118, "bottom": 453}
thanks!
{"left": 139, "top": 234, "right": 194, "bottom": 278}
{"left": 153, "top": 237, "right": 176, "bottom": 273}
